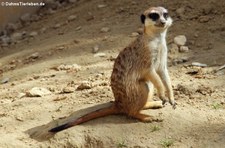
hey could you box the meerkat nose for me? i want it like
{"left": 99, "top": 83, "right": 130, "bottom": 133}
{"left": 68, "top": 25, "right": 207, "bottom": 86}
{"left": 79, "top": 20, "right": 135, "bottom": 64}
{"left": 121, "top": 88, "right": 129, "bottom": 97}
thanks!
{"left": 160, "top": 21, "right": 166, "bottom": 25}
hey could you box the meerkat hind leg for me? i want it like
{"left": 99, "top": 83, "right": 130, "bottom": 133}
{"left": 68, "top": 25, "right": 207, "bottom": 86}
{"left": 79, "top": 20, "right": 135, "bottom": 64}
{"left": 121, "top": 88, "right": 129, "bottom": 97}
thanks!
{"left": 131, "top": 112, "right": 163, "bottom": 122}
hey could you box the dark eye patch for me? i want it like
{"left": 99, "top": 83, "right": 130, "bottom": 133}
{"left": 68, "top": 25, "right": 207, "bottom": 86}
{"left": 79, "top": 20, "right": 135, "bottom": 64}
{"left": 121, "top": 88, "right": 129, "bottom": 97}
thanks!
{"left": 163, "top": 13, "right": 169, "bottom": 19}
{"left": 148, "top": 13, "right": 159, "bottom": 21}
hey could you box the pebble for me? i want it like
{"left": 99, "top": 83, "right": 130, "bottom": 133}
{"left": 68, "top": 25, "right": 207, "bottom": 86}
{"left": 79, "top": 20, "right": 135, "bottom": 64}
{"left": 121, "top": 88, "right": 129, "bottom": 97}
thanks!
{"left": 199, "top": 16, "right": 210, "bottom": 23}
{"left": 67, "top": 15, "right": 77, "bottom": 21}
{"left": 62, "top": 86, "right": 75, "bottom": 93}
{"left": 26, "top": 87, "right": 52, "bottom": 97}
{"left": 94, "top": 52, "right": 106, "bottom": 57}
{"left": 75, "top": 26, "right": 82, "bottom": 31}
{"left": 17, "top": 93, "right": 26, "bottom": 99}
{"left": 29, "top": 31, "right": 38, "bottom": 37}
{"left": 57, "top": 64, "right": 81, "bottom": 71}
{"left": 98, "top": 4, "right": 107, "bottom": 8}
{"left": 92, "top": 45, "right": 99, "bottom": 53}
{"left": 130, "top": 32, "right": 139, "bottom": 37}
{"left": 27, "top": 52, "right": 40, "bottom": 59}
{"left": 191, "top": 62, "right": 207, "bottom": 67}
{"left": 76, "top": 81, "right": 92, "bottom": 90}
{"left": 179, "top": 46, "right": 189, "bottom": 53}
{"left": 1, "top": 77, "right": 10, "bottom": 84}
{"left": 100, "top": 27, "right": 110, "bottom": 33}
{"left": 174, "top": 35, "right": 187, "bottom": 46}
{"left": 53, "top": 23, "right": 61, "bottom": 29}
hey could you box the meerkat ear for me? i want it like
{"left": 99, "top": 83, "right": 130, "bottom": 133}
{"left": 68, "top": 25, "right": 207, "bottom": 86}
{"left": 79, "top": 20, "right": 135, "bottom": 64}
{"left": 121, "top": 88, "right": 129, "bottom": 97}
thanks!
{"left": 140, "top": 14, "right": 145, "bottom": 24}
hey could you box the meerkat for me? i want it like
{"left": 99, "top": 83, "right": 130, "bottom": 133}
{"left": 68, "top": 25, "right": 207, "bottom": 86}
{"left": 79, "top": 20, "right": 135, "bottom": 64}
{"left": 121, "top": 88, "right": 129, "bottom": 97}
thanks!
{"left": 49, "top": 6, "right": 176, "bottom": 133}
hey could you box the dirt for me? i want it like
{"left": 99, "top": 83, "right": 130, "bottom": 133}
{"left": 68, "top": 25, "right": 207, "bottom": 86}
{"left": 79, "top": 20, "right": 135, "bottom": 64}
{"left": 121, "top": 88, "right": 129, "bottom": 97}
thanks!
{"left": 0, "top": 0, "right": 225, "bottom": 147}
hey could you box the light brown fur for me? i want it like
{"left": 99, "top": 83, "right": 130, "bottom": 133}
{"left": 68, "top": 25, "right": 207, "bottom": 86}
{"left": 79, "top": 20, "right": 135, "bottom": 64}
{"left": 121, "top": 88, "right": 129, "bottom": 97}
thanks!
{"left": 49, "top": 6, "right": 176, "bottom": 133}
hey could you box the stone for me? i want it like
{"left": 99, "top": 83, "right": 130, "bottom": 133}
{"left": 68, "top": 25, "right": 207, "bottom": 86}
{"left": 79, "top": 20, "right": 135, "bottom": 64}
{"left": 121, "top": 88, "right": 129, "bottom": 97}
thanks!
{"left": 29, "top": 31, "right": 38, "bottom": 37}
{"left": 27, "top": 52, "right": 40, "bottom": 59}
{"left": 174, "top": 35, "right": 187, "bottom": 46}
{"left": 94, "top": 52, "right": 106, "bottom": 57}
{"left": 98, "top": 4, "right": 107, "bottom": 8}
{"left": 130, "top": 32, "right": 139, "bottom": 37}
{"left": 1, "top": 77, "right": 9, "bottom": 84}
{"left": 57, "top": 64, "right": 81, "bottom": 71}
{"left": 199, "top": 16, "right": 210, "bottom": 23}
{"left": 26, "top": 87, "right": 52, "bottom": 97}
{"left": 191, "top": 62, "right": 207, "bottom": 67}
{"left": 100, "top": 27, "right": 110, "bottom": 33}
{"left": 67, "top": 15, "right": 77, "bottom": 21}
{"left": 179, "top": 46, "right": 189, "bottom": 53}
{"left": 62, "top": 87, "right": 75, "bottom": 93}
{"left": 76, "top": 81, "right": 92, "bottom": 90}
{"left": 53, "top": 23, "right": 61, "bottom": 29}
{"left": 17, "top": 93, "right": 26, "bottom": 99}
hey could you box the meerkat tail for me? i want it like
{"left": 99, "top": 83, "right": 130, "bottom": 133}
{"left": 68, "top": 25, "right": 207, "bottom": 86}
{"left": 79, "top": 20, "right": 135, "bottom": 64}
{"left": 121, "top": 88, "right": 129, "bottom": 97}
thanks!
{"left": 49, "top": 105, "right": 119, "bottom": 133}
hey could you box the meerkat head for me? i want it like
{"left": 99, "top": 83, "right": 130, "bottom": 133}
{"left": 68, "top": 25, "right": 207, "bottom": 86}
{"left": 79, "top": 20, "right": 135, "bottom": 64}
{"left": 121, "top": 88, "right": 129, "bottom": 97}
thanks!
{"left": 141, "top": 7, "right": 172, "bottom": 34}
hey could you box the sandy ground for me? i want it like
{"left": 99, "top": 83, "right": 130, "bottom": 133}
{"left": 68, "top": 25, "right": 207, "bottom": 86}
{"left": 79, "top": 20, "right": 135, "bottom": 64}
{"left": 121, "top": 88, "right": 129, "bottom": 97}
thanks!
{"left": 0, "top": 0, "right": 225, "bottom": 147}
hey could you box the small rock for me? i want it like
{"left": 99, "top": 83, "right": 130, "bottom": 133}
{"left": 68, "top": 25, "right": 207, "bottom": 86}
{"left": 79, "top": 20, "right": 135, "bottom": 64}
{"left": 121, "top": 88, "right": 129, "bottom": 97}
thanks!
{"left": 179, "top": 46, "right": 189, "bottom": 53}
{"left": 130, "top": 32, "right": 139, "bottom": 37}
{"left": 92, "top": 45, "right": 99, "bottom": 53}
{"left": 75, "top": 26, "right": 82, "bottom": 31}
{"left": 77, "top": 81, "right": 92, "bottom": 90}
{"left": 1, "top": 77, "right": 9, "bottom": 84}
{"left": 221, "top": 99, "right": 225, "bottom": 105}
{"left": 174, "top": 35, "right": 187, "bottom": 46}
{"left": 53, "top": 23, "right": 61, "bottom": 29}
{"left": 94, "top": 52, "right": 106, "bottom": 57}
{"left": 191, "top": 62, "right": 207, "bottom": 67}
{"left": 27, "top": 52, "right": 40, "bottom": 59}
{"left": 100, "top": 27, "right": 110, "bottom": 33}
{"left": 57, "top": 64, "right": 81, "bottom": 71}
{"left": 17, "top": 93, "right": 26, "bottom": 99}
{"left": 199, "top": 16, "right": 210, "bottom": 23}
{"left": 26, "top": 87, "right": 52, "bottom": 97}
{"left": 62, "top": 86, "right": 75, "bottom": 93}
{"left": 67, "top": 15, "right": 77, "bottom": 21}
{"left": 29, "top": 31, "right": 38, "bottom": 37}
{"left": 98, "top": 4, "right": 107, "bottom": 8}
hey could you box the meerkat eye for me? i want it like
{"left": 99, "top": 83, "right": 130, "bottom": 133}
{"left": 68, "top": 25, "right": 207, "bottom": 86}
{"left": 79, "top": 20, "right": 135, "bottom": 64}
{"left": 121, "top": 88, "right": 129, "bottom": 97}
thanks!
{"left": 148, "top": 13, "right": 159, "bottom": 21}
{"left": 163, "top": 13, "right": 169, "bottom": 19}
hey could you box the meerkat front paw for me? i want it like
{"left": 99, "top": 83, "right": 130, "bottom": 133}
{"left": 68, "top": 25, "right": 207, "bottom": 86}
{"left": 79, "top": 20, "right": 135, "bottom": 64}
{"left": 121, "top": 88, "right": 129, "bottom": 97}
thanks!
{"left": 169, "top": 100, "right": 177, "bottom": 109}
